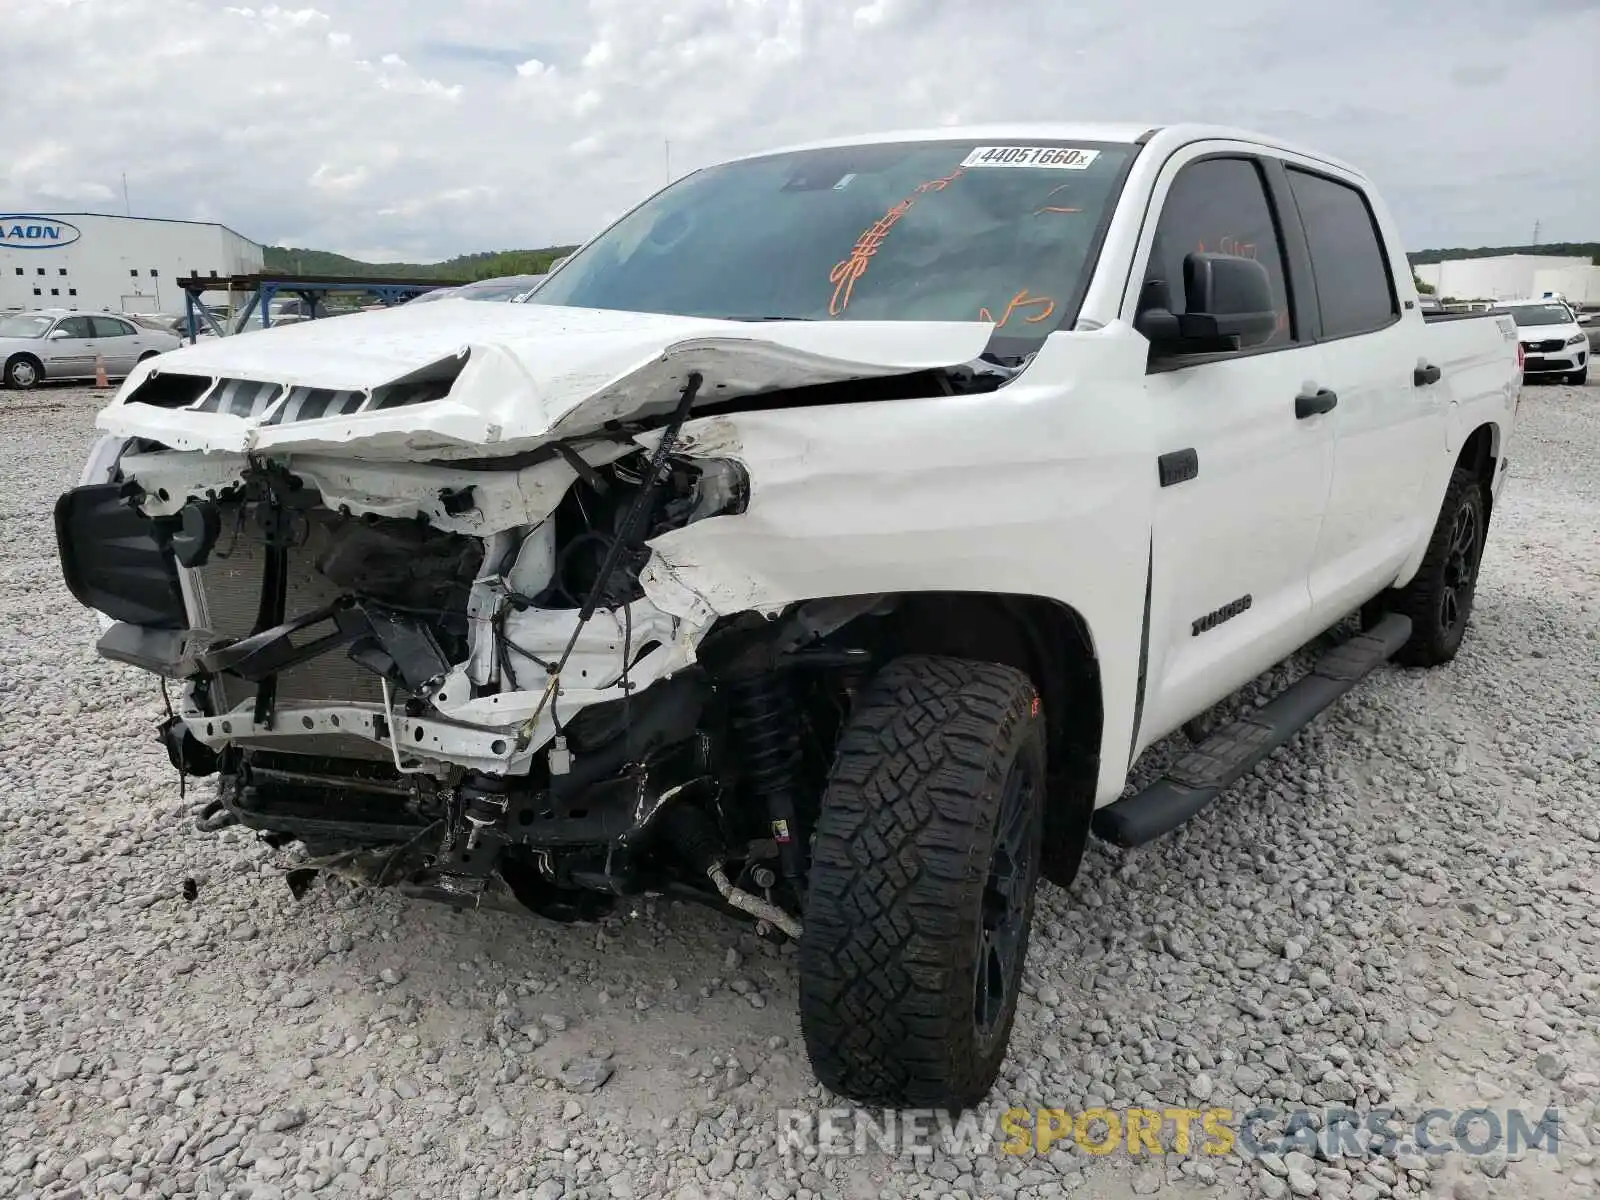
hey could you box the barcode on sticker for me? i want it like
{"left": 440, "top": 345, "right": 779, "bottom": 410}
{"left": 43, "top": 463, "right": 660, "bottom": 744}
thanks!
{"left": 960, "top": 146, "right": 1100, "bottom": 170}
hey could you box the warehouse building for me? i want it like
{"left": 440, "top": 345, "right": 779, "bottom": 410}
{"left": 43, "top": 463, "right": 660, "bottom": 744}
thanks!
{"left": 1413, "top": 254, "right": 1592, "bottom": 305}
{"left": 0, "top": 213, "right": 262, "bottom": 316}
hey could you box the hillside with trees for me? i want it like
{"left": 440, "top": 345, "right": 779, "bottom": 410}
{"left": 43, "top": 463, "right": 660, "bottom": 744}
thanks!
{"left": 1408, "top": 243, "right": 1599, "bottom": 266}
{"left": 263, "top": 245, "right": 579, "bottom": 282}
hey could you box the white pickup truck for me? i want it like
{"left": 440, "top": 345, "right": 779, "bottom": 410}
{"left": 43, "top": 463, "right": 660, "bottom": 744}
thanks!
{"left": 56, "top": 123, "right": 1521, "bottom": 1110}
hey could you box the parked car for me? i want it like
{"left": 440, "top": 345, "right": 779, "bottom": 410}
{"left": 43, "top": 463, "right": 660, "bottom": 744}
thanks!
{"left": 56, "top": 123, "right": 1521, "bottom": 1110}
{"left": 1, "top": 309, "right": 181, "bottom": 389}
{"left": 1493, "top": 298, "right": 1589, "bottom": 384}
{"left": 409, "top": 274, "right": 546, "bottom": 304}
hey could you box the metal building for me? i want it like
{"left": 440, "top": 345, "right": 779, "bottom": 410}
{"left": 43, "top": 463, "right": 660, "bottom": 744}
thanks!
{"left": 0, "top": 213, "right": 262, "bottom": 316}
{"left": 1413, "top": 254, "right": 1590, "bottom": 304}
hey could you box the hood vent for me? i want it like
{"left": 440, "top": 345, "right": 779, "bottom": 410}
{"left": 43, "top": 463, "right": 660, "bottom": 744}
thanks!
{"left": 117, "top": 351, "right": 470, "bottom": 426}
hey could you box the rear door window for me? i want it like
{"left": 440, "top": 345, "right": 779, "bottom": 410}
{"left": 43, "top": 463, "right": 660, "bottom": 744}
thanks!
{"left": 92, "top": 316, "right": 135, "bottom": 338}
{"left": 1143, "top": 157, "right": 1294, "bottom": 349}
{"left": 1285, "top": 168, "right": 1398, "bottom": 339}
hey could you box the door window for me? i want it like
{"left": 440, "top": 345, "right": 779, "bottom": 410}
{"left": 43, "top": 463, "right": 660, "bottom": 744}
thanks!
{"left": 1143, "top": 157, "right": 1294, "bottom": 349}
{"left": 1285, "top": 168, "right": 1398, "bottom": 339}
{"left": 92, "top": 316, "right": 135, "bottom": 338}
{"left": 56, "top": 316, "right": 94, "bottom": 338}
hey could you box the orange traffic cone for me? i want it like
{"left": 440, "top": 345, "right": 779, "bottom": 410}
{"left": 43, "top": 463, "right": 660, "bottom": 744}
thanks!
{"left": 94, "top": 353, "right": 109, "bottom": 389}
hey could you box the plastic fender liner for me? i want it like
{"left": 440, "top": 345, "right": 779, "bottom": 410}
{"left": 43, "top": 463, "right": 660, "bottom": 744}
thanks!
{"left": 55, "top": 483, "right": 185, "bottom": 629}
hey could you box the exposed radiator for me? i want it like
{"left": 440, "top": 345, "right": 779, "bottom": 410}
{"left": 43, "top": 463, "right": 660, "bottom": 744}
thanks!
{"left": 183, "top": 516, "right": 388, "bottom": 715}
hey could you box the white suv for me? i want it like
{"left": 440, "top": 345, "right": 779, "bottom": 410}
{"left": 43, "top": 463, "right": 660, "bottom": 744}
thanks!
{"left": 1499, "top": 298, "right": 1589, "bottom": 385}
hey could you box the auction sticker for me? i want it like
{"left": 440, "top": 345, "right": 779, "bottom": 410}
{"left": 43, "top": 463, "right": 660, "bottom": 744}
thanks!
{"left": 960, "top": 146, "right": 1100, "bottom": 169}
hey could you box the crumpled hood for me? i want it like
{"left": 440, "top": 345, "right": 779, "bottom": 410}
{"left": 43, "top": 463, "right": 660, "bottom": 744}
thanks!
{"left": 96, "top": 298, "right": 997, "bottom": 459}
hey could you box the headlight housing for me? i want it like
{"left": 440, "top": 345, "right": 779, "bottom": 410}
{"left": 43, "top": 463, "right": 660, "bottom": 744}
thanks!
{"left": 1566, "top": 333, "right": 1587, "bottom": 347}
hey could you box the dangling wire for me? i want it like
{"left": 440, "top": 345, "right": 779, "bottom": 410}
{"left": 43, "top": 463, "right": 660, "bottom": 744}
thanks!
{"left": 513, "top": 373, "right": 704, "bottom": 749}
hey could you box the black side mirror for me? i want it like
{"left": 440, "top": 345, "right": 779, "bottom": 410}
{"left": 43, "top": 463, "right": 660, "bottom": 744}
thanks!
{"left": 1136, "top": 252, "right": 1279, "bottom": 355}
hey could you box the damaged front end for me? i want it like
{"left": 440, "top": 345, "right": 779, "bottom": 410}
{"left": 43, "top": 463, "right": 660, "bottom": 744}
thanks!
{"left": 56, "top": 356, "right": 910, "bottom": 934}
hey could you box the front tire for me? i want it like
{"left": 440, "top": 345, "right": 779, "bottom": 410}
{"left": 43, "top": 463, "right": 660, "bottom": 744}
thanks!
{"left": 4, "top": 355, "right": 42, "bottom": 390}
{"left": 1568, "top": 366, "right": 1588, "bottom": 386}
{"left": 1388, "top": 467, "right": 1487, "bottom": 666}
{"left": 798, "top": 655, "right": 1046, "bottom": 1109}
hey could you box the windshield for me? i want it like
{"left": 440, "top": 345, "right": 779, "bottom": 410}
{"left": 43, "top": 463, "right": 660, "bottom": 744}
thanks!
{"left": 1503, "top": 303, "right": 1572, "bottom": 327}
{"left": 527, "top": 140, "right": 1136, "bottom": 334}
{"left": 0, "top": 314, "right": 53, "bottom": 339}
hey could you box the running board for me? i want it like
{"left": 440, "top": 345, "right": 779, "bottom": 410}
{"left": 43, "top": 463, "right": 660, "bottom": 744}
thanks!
{"left": 1093, "top": 613, "right": 1412, "bottom": 848}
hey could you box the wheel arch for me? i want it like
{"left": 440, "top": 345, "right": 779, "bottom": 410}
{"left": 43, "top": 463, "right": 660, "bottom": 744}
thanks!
{"left": 1456, "top": 421, "right": 1500, "bottom": 520}
{"left": 876, "top": 591, "right": 1104, "bottom": 886}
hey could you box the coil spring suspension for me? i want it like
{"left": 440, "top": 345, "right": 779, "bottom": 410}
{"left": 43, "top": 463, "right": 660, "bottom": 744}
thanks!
{"left": 726, "top": 673, "right": 806, "bottom": 890}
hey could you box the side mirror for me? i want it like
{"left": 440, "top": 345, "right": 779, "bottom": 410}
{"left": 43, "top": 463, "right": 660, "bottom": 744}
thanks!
{"left": 48, "top": 328, "right": 71, "bottom": 340}
{"left": 548, "top": 255, "right": 571, "bottom": 272}
{"left": 1135, "top": 252, "right": 1279, "bottom": 354}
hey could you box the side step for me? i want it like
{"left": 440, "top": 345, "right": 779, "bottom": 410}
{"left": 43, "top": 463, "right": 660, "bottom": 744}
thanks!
{"left": 1092, "top": 612, "right": 1412, "bottom": 848}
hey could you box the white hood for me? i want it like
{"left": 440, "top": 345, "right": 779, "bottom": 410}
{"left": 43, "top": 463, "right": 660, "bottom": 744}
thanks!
{"left": 96, "top": 298, "right": 996, "bottom": 460}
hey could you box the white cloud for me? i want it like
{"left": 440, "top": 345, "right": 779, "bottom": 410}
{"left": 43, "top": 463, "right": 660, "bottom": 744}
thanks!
{"left": 2, "top": 0, "right": 1595, "bottom": 262}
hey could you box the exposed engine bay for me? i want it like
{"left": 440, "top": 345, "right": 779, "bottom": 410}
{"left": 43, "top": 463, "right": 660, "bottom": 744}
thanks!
{"left": 57, "top": 373, "right": 928, "bottom": 934}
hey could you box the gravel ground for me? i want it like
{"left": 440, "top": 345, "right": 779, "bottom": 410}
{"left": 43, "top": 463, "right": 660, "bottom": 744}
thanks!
{"left": 1, "top": 381, "right": 1597, "bottom": 1200}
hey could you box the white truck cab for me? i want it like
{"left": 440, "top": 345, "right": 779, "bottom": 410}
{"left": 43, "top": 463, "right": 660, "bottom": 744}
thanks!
{"left": 55, "top": 123, "right": 1521, "bottom": 1110}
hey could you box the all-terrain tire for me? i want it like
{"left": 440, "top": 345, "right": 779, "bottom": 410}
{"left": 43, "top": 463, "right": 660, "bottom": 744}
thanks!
{"left": 1387, "top": 466, "right": 1487, "bottom": 667}
{"left": 798, "top": 654, "right": 1046, "bottom": 1109}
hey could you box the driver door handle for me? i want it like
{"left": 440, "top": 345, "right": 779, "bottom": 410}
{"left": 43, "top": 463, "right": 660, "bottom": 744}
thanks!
{"left": 1295, "top": 388, "right": 1338, "bottom": 419}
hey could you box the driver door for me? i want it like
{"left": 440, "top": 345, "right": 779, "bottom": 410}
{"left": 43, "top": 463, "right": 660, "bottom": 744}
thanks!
{"left": 1127, "top": 147, "right": 1336, "bottom": 750}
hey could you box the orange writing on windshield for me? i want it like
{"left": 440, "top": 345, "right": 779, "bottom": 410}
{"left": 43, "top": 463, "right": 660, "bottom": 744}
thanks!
{"left": 979, "top": 289, "right": 1056, "bottom": 328}
{"left": 1035, "top": 183, "right": 1082, "bottom": 215}
{"left": 828, "top": 168, "right": 965, "bottom": 316}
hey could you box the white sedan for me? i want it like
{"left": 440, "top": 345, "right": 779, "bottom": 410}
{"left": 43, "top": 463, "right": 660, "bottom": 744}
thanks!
{"left": 0, "top": 309, "right": 181, "bottom": 389}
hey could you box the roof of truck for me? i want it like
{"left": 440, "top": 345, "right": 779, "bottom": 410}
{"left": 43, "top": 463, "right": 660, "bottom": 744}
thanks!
{"left": 731, "top": 123, "right": 1361, "bottom": 177}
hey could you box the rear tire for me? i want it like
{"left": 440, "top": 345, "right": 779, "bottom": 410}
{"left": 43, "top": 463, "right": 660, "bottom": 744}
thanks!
{"left": 1387, "top": 467, "right": 1487, "bottom": 666}
{"left": 798, "top": 655, "right": 1046, "bottom": 1109}
{"left": 4, "top": 355, "right": 42, "bottom": 390}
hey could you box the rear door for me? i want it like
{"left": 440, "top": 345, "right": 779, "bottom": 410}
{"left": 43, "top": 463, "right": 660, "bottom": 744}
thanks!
{"left": 1128, "top": 146, "right": 1336, "bottom": 748}
{"left": 91, "top": 316, "right": 142, "bottom": 375}
{"left": 45, "top": 315, "right": 97, "bottom": 378}
{"left": 1283, "top": 165, "right": 1447, "bottom": 625}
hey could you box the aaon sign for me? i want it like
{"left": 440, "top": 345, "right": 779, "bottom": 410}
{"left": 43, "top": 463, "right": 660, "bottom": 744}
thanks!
{"left": 0, "top": 216, "right": 82, "bottom": 250}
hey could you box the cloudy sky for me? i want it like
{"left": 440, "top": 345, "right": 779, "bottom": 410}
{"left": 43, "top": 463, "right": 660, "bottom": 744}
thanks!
{"left": 3, "top": 0, "right": 1596, "bottom": 262}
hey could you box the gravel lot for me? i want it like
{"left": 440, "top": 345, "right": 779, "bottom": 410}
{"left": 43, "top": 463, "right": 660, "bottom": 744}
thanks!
{"left": 1, "top": 381, "right": 1597, "bottom": 1200}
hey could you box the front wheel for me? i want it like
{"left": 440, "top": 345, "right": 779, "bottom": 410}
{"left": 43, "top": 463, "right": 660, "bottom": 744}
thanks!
{"left": 4, "top": 355, "right": 42, "bottom": 390}
{"left": 1387, "top": 467, "right": 1487, "bottom": 666}
{"left": 798, "top": 655, "right": 1046, "bottom": 1109}
{"left": 1568, "top": 366, "right": 1588, "bottom": 386}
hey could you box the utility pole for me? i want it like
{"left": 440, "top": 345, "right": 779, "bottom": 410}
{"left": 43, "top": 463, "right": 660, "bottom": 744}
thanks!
{"left": 122, "top": 173, "right": 131, "bottom": 217}
{"left": 1531, "top": 218, "right": 1540, "bottom": 245}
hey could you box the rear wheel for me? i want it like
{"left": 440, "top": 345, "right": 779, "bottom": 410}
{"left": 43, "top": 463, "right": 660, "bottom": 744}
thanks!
{"left": 4, "top": 355, "right": 42, "bottom": 390}
{"left": 1387, "top": 467, "right": 1487, "bottom": 666}
{"left": 798, "top": 655, "right": 1046, "bottom": 1109}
